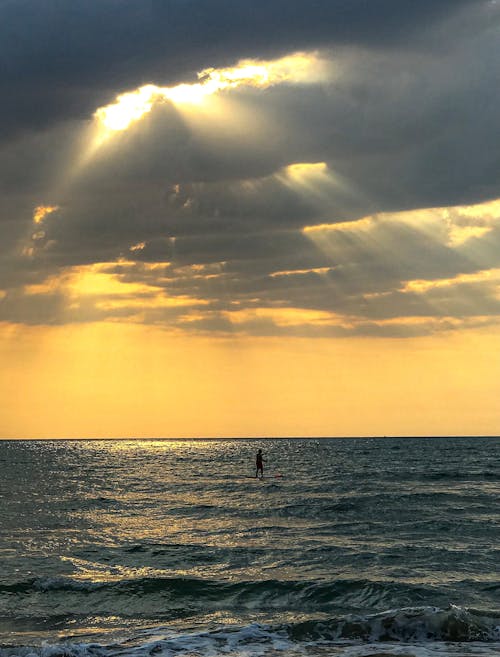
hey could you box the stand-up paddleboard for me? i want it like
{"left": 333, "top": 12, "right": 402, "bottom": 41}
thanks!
{"left": 244, "top": 474, "right": 283, "bottom": 479}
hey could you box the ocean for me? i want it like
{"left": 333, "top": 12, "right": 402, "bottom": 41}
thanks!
{"left": 0, "top": 437, "right": 499, "bottom": 657}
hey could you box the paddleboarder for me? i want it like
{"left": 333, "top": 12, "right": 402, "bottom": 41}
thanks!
{"left": 256, "top": 448, "right": 265, "bottom": 478}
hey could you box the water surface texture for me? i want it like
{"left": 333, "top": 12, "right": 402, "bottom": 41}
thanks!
{"left": 0, "top": 437, "right": 499, "bottom": 657}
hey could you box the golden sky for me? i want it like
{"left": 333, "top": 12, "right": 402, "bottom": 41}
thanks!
{"left": 1, "top": 5, "right": 500, "bottom": 438}
{"left": 1, "top": 321, "right": 499, "bottom": 438}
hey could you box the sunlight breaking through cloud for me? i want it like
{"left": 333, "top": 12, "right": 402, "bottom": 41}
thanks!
{"left": 400, "top": 268, "right": 500, "bottom": 294}
{"left": 94, "top": 52, "right": 327, "bottom": 131}
{"left": 33, "top": 205, "right": 59, "bottom": 224}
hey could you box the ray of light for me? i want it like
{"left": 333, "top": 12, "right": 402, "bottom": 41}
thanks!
{"left": 69, "top": 53, "right": 332, "bottom": 191}
{"left": 303, "top": 198, "right": 500, "bottom": 324}
{"left": 93, "top": 52, "right": 327, "bottom": 133}
{"left": 276, "top": 161, "right": 366, "bottom": 220}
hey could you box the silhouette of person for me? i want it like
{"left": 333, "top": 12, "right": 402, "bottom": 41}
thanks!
{"left": 256, "top": 449, "right": 265, "bottom": 478}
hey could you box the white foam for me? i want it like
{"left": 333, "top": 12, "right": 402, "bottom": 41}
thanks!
{"left": 338, "top": 641, "right": 500, "bottom": 657}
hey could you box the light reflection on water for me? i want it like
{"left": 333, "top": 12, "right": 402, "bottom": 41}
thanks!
{"left": 0, "top": 437, "right": 499, "bottom": 652}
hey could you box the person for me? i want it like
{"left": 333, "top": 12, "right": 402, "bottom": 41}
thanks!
{"left": 256, "top": 448, "right": 265, "bottom": 478}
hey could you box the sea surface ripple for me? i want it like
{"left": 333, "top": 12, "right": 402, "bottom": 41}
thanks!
{"left": 0, "top": 437, "right": 499, "bottom": 657}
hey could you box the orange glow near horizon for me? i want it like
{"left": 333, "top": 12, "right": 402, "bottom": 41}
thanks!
{"left": 0, "top": 321, "right": 499, "bottom": 439}
{"left": 19, "top": 263, "right": 211, "bottom": 320}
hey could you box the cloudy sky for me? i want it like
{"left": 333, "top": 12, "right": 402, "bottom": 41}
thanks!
{"left": 1, "top": 0, "right": 499, "bottom": 438}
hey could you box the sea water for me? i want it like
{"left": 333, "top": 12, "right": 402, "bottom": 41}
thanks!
{"left": 0, "top": 437, "right": 499, "bottom": 657}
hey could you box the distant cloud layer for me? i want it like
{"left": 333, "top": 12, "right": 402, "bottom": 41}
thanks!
{"left": 1, "top": 0, "right": 499, "bottom": 337}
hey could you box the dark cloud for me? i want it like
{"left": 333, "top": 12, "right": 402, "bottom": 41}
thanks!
{"left": 0, "top": 0, "right": 478, "bottom": 139}
{"left": 1, "top": 0, "right": 499, "bottom": 337}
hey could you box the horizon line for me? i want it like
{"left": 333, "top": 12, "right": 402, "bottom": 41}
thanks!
{"left": 0, "top": 435, "right": 498, "bottom": 441}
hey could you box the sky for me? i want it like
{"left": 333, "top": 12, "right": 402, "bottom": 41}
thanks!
{"left": 1, "top": 0, "right": 499, "bottom": 439}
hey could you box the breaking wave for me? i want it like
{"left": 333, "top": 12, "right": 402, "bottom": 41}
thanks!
{"left": 0, "top": 607, "right": 499, "bottom": 657}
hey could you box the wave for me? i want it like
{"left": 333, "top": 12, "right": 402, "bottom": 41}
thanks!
{"left": 287, "top": 605, "right": 500, "bottom": 642}
{"left": 421, "top": 470, "right": 500, "bottom": 481}
{"left": 0, "top": 576, "right": 445, "bottom": 609}
{"left": 0, "top": 607, "right": 499, "bottom": 657}
{"left": 6, "top": 575, "right": 499, "bottom": 641}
